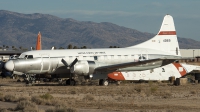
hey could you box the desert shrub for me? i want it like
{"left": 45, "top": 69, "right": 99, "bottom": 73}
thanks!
{"left": 150, "top": 86, "right": 158, "bottom": 94}
{"left": 148, "top": 81, "right": 153, "bottom": 87}
{"left": 51, "top": 99, "right": 66, "bottom": 107}
{"left": 46, "top": 105, "right": 77, "bottom": 112}
{"left": 40, "top": 93, "right": 53, "bottom": 100}
{"left": 121, "top": 80, "right": 130, "bottom": 84}
{"left": 0, "top": 93, "right": 4, "bottom": 101}
{"left": 82, "top": 94, "right": 95, "bottom": 101}
{"left": 0, "top": 108, "right": 8, "bottom": 112}
{"left": 190, "top": 90, "right": 197, "bottom": 94}
{"left": 159, "top": 91, "right": 172, "bottom": 99}
{"left": 4, "top": 94, "right": 17, "bottom": 102}
{"left": 18, "top": 96, "right": 29, "bottom": 102}
{"left": 134, "top": 85, "right": 142, "bottom": 93}
{"left": 32, "top": 94, "right": 57, "bottom": 106}
{"left": 48, "top": 87, "right": 52, "bottom": 92}
{"left": 15, "top": 100, "right": 38, "bottom": 112}
{"left": 31, "top": 96, "right": 44, "bottom": 105}
{"left": 70, "top": 90, "right": 76, "bottom": 94}
{"left": 115, "top": 96, "right": 124, "bottom": 101}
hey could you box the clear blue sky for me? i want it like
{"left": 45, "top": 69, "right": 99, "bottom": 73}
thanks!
{"left": 1, "top": 0, "right": 200, "bottom": 41}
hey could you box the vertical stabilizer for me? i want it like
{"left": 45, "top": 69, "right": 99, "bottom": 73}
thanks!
{"left": 36, "top": 32, "right": 42, "bottom": 50}
{"left": 129, "top": 15, "right": 181, "bottom": 56}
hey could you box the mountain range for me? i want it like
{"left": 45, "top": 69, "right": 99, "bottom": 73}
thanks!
{"left": 0, "top": 10, "right": 199, "bottom": 50}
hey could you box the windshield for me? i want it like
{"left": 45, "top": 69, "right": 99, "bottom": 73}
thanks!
{"left": 18, "top": 54, "right": 25, "bottom": 59}
{"left": 18, "top": 54, "right": 33, "bottom": 59}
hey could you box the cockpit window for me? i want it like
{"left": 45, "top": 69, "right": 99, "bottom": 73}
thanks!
{"left": 24, "top": 55, "right": 28, "bottom": 58}
{"left": 25, "top": 55, "right": 33, "bottom": 59}
{"left": 18, "top": 54, "right": 33, "bottom": 59}
{"left": 18, "top": 54, "right": 25, "bottom": 59}
{"left": 28, "top": 55, "right": 33, "bottom": 59}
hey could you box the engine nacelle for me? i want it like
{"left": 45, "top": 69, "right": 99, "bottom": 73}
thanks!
{"left": 70, "top": 60, "right": 96, "bottom": 76}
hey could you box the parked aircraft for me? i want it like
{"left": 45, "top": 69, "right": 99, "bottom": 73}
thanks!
{"left": 0, "top": 32, "right": 42, "bottom": 77}
{"left": 5, "top": 14, "right": 183, "bottom": 85}
{"left": 107, "top": 62, "right": 198, "bottom": 84}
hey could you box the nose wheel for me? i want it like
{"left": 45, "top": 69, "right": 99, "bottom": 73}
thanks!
{"left": 24, "top": 74, "right": 36, "bottom": 85}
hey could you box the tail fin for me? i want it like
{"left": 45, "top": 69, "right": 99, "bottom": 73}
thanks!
{"left": 36, "top": 32, "right": 42, "bottom": 50}
{"left": 129, "top": 14, "right": 181, "bottom": 56}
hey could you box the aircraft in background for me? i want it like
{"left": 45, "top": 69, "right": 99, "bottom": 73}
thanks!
{"left": 36, "top": 32, "right": 42, "bottom": 50}
{"left": 107, "top": 62, "right": 199, "bottom": 84}
{"left": 5, "top": 15, "right": 183, "bottom": 86}
{"left": 0, "top": 32, "right": 42, "bottom": 77}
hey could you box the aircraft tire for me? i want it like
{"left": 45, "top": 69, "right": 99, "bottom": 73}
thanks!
{"left": 103, "top": 80, "right": 109, "bottom": 86}
{"left": 66, "top": 79, "right": 76, "bottom": 86}
{"left": 99, "top": 79, "right": 108, "bottom": 86}
{"left": 26, "top": 80, "right": 29, "bottom": 84}
{"left": 70, "top": 79, "right": 76, "bottom": 86}
{"left": 99, "top": 79, "right": 109, "bottom": 86}
{"left": 99, "top": 79, "right": 103, "bottom": 86}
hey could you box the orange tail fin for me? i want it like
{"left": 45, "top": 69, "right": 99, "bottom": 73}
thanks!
{"left": 36, "top": 32, "right": 42, "bottom": 50}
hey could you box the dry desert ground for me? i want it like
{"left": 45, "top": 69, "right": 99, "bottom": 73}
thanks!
{"left": 0, "top": 78, "right": 200, "bottom": 112}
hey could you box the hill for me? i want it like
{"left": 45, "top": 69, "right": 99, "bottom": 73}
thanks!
{"left": 0, "top": 10, "right": 199, "bottom": 49}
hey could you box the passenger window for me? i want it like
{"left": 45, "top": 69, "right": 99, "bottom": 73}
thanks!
{"left": 139, "top": 56, "right": 146, "bottom": 60}
{"left": 162, "top": 68, "right": 165, "bottom": 72}
{"left": 118, "top": 55, "right": 121, "bottom": 59}
{"left": 94, "top": 56, "right": 98, "bottom": 60}
{"left": 83, "top": 56, "right": 86, "bottom": 60}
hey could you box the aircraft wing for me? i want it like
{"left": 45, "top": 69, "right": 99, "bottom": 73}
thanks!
{"left": 95, "top": 58, "right": 178, "bottom": 72}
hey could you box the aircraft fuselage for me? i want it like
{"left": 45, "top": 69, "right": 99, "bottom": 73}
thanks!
{"left": 6, "top": 48, "right": 180, "bottom": 77}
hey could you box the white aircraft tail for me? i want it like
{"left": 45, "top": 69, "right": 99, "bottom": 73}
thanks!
{"left": 129, "top": 14, "right": 180, "bottom": 56}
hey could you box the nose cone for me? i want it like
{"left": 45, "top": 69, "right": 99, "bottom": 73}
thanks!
{"left": 5, "top": 60, "right": 14, "bottom": 71}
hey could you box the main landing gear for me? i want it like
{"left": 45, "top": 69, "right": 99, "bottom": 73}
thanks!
{"left": 99, "top": 79, "right": 109, "bottom": 86}
{"left": 99, "top": 79, "right": 121, "bottom": 86}
{"left": 66, "top": 79, "right": 76, "bottom": 86}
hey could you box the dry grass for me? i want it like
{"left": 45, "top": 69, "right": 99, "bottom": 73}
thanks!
{"left": 4, "top": 94, "right": 18, "bottom": 102}
{"left": 0, "top": 93, "right": 4, "bottom": 101}
{"left": 15, "top": 100, "right": 38, "bottom": 112}
{"left": 0, "top": 79, "right": 200, "bottom": 111}
{"left": 46, "top": 105, "right": 77, "bottom": 112}
{"left": 82, "top": 94, "right": 95, "bottom": 101}
{"left": 40, "top": 93, "right": 54, "bottom": 100}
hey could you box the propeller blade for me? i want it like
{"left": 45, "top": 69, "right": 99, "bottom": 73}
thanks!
{"left": 69, "top": 58, "right": 78, "bottom": 67}
{"left": 61, "top": 59, "right": 69, "bottom": 67}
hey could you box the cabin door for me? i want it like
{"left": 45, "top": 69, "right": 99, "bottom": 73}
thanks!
{"left": 40, "top": 54, "right": 50, "bottom": 73}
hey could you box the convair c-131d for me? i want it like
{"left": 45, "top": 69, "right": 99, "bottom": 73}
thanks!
{"left": 5, "top": 14, "right": 183, "bottom": 85}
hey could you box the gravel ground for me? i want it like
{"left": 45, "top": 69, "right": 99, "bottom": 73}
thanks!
{"left": 0, "top": 79, "right": 200, "bottom": 112}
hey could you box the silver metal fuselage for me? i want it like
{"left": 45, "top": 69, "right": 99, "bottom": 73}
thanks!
{"left": 6, "top": 48, "right": 180, "bottom": 77}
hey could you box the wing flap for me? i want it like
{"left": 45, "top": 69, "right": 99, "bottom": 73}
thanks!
{"left": 95, "top": 58, "right": 177, "bottom": 72}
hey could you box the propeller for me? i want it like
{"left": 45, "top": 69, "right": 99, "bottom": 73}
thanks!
{"left": 61, "top": 58, "right": 78, "bottom": 86}
{"left": 61, "top": 58, "right": 78, "bottom": 70}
